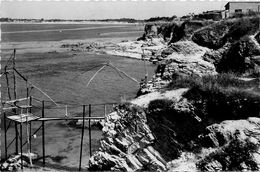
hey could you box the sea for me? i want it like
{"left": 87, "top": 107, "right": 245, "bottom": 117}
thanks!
{"left": 1, "top": 23, "right": 156, "bottom": 170}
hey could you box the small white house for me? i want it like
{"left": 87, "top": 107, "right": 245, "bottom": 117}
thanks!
{"left": 225, "top": 1, "right": 260, "bottom": 18}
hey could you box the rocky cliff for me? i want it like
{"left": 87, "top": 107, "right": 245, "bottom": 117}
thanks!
{"left": 193, "top": 17, "right": 260, "bottom": 76}
{"left": 89, "top": 16, "right": 260, "bottom": 171}
{"left": 88, "top": 103, "right": 167, "bottom": 171}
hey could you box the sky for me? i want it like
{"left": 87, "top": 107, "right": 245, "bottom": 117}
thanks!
{"left": 0, "top": 0, "right": 230, "bottom": 20}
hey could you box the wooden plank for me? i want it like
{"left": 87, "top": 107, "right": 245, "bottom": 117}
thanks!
{"left": 7, "top": 113, "right": 40, "bottom": 123}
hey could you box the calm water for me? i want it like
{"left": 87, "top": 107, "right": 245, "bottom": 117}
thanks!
{"left": 1, "top": 24, "right": 155, "bottom": 169}
{"left": 1, "top": 23, "right": 144, "bottom": 42}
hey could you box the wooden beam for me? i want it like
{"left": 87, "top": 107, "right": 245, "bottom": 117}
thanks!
{"left": 3, "top": 105, "right": 33, "bottom": 110}
{"left": 13, "top": 67, "right": 27, "bottom": 82}
{"left": 36, "top": 116, "right": 104, "bottom": 121}
{"left": 3, "top": 97, "right": 30, "bottom": 104}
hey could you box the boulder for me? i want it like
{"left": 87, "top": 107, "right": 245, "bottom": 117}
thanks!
{"left": 0, "top": 153, "right": 38, "bottom": 171}
{"left": 197, "top": 118, "right": 260, "bottom": 171}
{"left": 199, "top": 117, "right": 260, "bottom": 148}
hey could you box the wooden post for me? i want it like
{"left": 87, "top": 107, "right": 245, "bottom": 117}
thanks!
{"left": 26, "top": 116, "right": 33, "bottom": 166}
{"left": 79, "top": 105, "right": 86, "bottom": 171}
{"left": 104, "top": 104, "right": 106, "bottom": 116}
{"left": 13, "top": 49, "right": 17, "bottom": 101}
{"left": 4, "top": 66, "right": 12, "bottom": 100}
{"left": 20, "top": 121, "right": 23, "bottom": 169}
{"left": 89, "top": 104, "right": 92, "bottom": 157}
{"left": 29, "top": 96, "right": 32, "bottom": 153}
{"left": 4, "top": 112, "right": 7, "bottom": 159}
{"left": 15, "top": 122, "right": 18, "bottom": 154}
{"left": 42, "top": 101, "right": 45, "bottom": 166}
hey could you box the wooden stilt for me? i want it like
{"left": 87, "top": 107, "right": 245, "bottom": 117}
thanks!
{"left": 26, "top": 116, "right": 33, "bottom": 166}
{"left": 79, "top": 105, "right": 86, "bottom": 171}
{"left": 4, "top": 66, "right": 12, "bottom": 101}
{"left": 15, "top": 122, "right": 18, "bottom": 154}
{"left": 4, "top": 112, "right": 7, "bottom": 159}
{"left": 89, "top": 104, "right": 92, "bottom": 157}
{"left": 20, "top": 121, "right": 23, "bottom": 169}
{"left": 29, "top": 96, "right": 32, "bottom": 153}
{"left": 42, "top": 101, "right": 45, "bottom": 166}
{"left": 104, "top": 104, "right": 106, "bottom": 116}
{"left": 13, "top": 49, "right": 17, "bottom": 101}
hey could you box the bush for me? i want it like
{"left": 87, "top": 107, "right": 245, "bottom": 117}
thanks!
{"left": 225, "top": 17, "right": 259, "bottom": 41}
{"left": 168, "top": 73, "right": 257, "bottom": 90}
{"left": 168, "top": 73, "right": 260, "bottom": 120}
{"left": 217, "top": 35, "right": 260, "bottom": 74}
{"left": 148, "top": 99, "right": 174, "bottom": 113}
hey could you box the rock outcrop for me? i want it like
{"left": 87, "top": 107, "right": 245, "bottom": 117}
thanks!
{"left": 192, "top": 23, "right": 229, "bottom": 49}
{"left": 197, "top": 117, "right": 260, "bottom": 171}
{"left": 88, "top": 103, "right": 167, "bottom": 171}
{"left": 138, "top": 22, "right": 187, "bottom": 44}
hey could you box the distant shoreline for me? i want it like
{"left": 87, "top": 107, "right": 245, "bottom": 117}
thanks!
{"left": 1, "top": 21, "right": 142, "bottom": 25}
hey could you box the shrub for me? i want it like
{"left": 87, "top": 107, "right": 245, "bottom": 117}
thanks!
{"left": 225, "top": 17, "right": 259, "bottom": 41}
{"left": 168, "top": 73, "right": 260, "bottom": 120}
{"left": 148, "top": 99, "right": 174, "bottom": 113}
{"left": 217, "top": 35, "right": 260, "bottom": 74}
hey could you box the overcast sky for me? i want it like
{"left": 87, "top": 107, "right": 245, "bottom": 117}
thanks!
{"left": 1, "top": 1, "right": 230, "bottom": 20}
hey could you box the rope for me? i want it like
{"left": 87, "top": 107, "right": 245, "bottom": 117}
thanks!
{"left": 27, "top": 81, "right": 60, "bottom": 107}
{"left": 3, "top": 51, "right": 15, "bottom": 69}
{"left": 71, "top": 64, "right": 105, "bottom": 81}
{"left": 109, "top": 63, "right": 140, "bottom": 84}
{"left": 86, "top": 65, "right": 107, "bottom": 89}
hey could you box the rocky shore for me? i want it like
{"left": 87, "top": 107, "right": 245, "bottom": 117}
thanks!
{"left": 87, "top": 16, "right": 260, "bottom": 171}
{"left": 1, "top": 16, "right": 260, "bottom": 171}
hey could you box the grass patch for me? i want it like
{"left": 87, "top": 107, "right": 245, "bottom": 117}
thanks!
{"left": 169, "top": 73, "right": 258, "bottom": 90}
{"left": 168, "top": 73, "right": 260, "bottom": 120}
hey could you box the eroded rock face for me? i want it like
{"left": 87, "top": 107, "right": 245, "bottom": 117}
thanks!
{"left": 88, "top": 103, "right": 167, "bottom": 171}
{"left": 199, "top": 117, "right": 260, "bottom": 148}
{"left": 139, "top": 22, "right": 187, "bottom": 44}
{"left": 147, "top": 98, "right": 204, "bottom": 161}
{"left": 217, "top": 36, "right": 260, "bottom": 75}
{"left": 197, "top": 117, "right": 260, "bottom": 171}
{"left": 192, "top": 24, "right": 228, "bottom": 49}
{"left": 162, "top": 56, "right": 217, "bottom": 79}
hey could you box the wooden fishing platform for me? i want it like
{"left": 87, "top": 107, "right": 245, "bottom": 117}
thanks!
{"left": 1, "top": 49, "right": 112, "bottom": 171}
{"left": 2, "top": 48, "right": 142, "bottom": 171}
{"left": 7, "top": 113, "right": 40, "bottom": 123}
